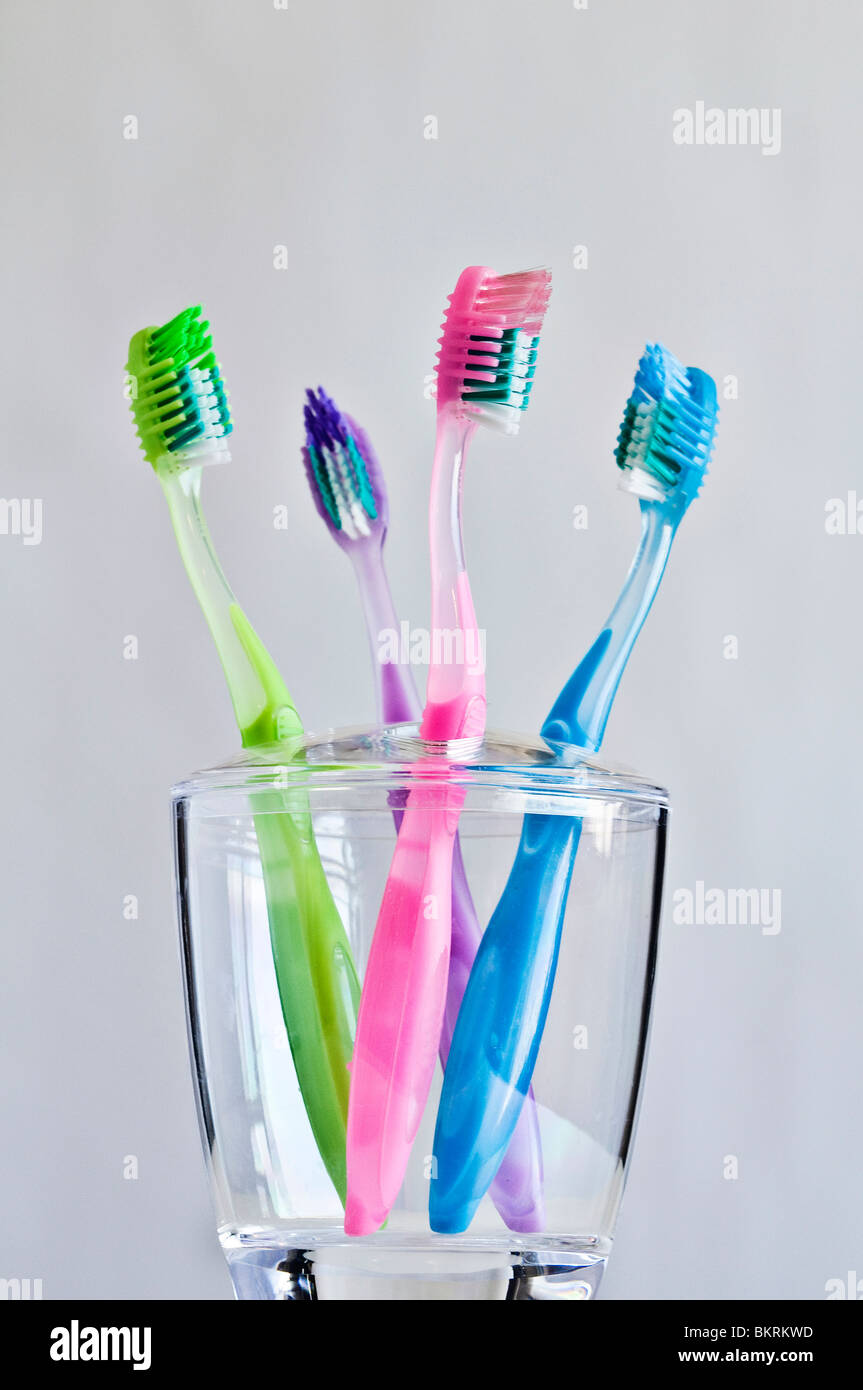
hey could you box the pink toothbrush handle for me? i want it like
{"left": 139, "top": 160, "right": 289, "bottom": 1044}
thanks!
{"left": 351, "top": 546, "right": 544, "bottom": 1229}
{"left": 345, "top": 792, "right": 457, "bottom": 1235}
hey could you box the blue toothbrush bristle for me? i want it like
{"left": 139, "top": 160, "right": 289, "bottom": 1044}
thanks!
{"left": 302, "top": 387, "right": 382, "bottom": 541}
{"left": 615, "top": 343, "right": 718, "bottom": 505}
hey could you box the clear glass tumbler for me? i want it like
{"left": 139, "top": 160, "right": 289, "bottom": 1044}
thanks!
{"left": 173, "top": 725, "right": 668, "bottom": 1301}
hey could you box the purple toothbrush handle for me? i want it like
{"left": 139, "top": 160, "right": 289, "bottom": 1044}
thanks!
{"left": 356, "top": 544, "right": 545, "bottom": 1230}
{"left": 380, "top": 658, "right": 418, "bottom": 724}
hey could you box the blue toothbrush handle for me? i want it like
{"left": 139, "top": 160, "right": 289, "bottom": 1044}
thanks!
{"left": 445, "top": 833, "right": 547, "bottom": 1231}
{"left": 429, "top": 811, "right": 582, "bottom": 1233}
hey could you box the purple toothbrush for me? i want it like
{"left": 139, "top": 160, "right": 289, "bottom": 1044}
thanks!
{"left": 301, "top": 387, "right": 544, "bottom": 1230}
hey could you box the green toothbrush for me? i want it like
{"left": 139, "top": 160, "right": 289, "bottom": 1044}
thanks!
{"left": 125, "top": 305, "right": 359, "bottom": 1202}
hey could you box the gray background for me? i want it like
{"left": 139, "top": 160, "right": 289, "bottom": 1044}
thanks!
{"left": 1, "top": 0, "right": 859, "bottom": 1299}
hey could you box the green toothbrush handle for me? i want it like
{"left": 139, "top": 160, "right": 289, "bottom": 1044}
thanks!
{"left": 230, "top": 606, "right": 360, "bottom": 1203}
{"left": 253, "top": 804, "right": 360, "bottom": 1204}
{"left": 159, "top": 449, "right": 361, "bottom": 1204}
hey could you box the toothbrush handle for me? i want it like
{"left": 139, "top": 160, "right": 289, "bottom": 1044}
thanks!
{"left": 345, "top": 791, "right": 457, "bottom": 1235}
{"left": 430, "top": 812, "right": 581, "bottom": 1234}
{"left": 160, "top": 483, "right": 361, "bottom": 1203}
{"left": 429, "top": 507, "right": 678, "bottom": 1233}
{"left": 352, "top": 546, "right": 419, "bottom": 726}
{"left": 380, "top": 658, "right": 419, "bottom": 724}
{"left": 381, "top": 732, "right": 547, "bottom": 1232}
{"left": 254, "top": 801, "right": 361, "bottom": 1205}
{"left": 356, "top": 548, "right": 545, "bottom": 1229}
{"left": 443, "top": 836, "right": 546, "bottom": 1230}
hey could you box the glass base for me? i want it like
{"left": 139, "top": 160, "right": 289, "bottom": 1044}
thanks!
{"left": 222, "top": 1231, "right": 609, "bottom": 1301}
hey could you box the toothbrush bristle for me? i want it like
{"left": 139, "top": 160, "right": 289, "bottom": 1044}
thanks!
{"left": 615, "top": 343, "right": 718, "bottom": 505}
{"left": 302, "top": 387, "right": 383, "bottom": 544}
{"left": 435, "top": 267, "right": 552, "bottom": 434}
{"left": 125, "top": 305, "right": 233, "bottom": 468}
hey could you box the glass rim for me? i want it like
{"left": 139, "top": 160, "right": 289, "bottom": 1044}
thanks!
{"left": 171, "top": 722, "right": 670, "bottom": 808}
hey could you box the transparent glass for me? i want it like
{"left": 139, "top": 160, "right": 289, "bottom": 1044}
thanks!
{"left": 172, "top": 725, "right": 668, "bottom": 1301}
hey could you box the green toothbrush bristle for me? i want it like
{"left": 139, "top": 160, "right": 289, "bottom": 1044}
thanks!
{"left": 125, "top": 305, "right": 233, "bottom": 468}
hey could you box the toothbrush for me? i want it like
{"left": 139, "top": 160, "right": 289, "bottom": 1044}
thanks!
{"left": 302, "top": 386, "right": 546, "bottom": 1230}
{"left": 125, "top": 306, "right": 360, "bottom": 1203}
{"left": 430, "top": 343, "right": 718, "bottom": 1233}
{"left": 344, "top": 266, "right": 552, "bottom": 1235}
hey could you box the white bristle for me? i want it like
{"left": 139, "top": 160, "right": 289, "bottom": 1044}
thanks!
{"left": 617, "top": 401, "right": 668, "bottom": 500}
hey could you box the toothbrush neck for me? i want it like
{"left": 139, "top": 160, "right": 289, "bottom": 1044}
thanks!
{"left": 541, "top": 501, "right": 676, "bottom": 753}
{"left": 162, "top": 466, "right": 235, "bottom": 609}
{"left": 429, "top": 410, "right": 472, "bottom": 590}
{"left": 421, "top": 410, "right": 486, "bottom": 741}
{"left": 160, "top": 466, "right": 301, "bottom": 745}
{"left": 350, "top": 544, "right": 421, "bottom": 726}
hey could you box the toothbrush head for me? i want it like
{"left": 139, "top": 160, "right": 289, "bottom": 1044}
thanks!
{"left": 615, "top": 344, "right": 718, "bottom": 510}
{"left": 302, "top": 386, "right": 386, "bottom": 545}
{"left": 126, "top": 306, "right": 232, "bottom": 469}
{"left": 434, "top": 265, "right": 552, "bottom": 434}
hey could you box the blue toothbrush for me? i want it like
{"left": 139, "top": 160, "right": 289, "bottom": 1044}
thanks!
{"left": 429, "top": 344, "right": 719, "bottom": 1233}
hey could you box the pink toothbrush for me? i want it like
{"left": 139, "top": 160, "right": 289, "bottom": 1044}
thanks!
{"left": 345, "top": 266, "right": 552, "bottom": 1235}
{"left": 302, "top": 387, "right": 547, "bottom": 1230}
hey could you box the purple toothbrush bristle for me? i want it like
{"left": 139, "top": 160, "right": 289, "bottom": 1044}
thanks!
{"left": 301, "top": 386, "right": 388, "bottom": 544}
{"left": 304, "top": 386, "right": 348, "bottom": 454}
